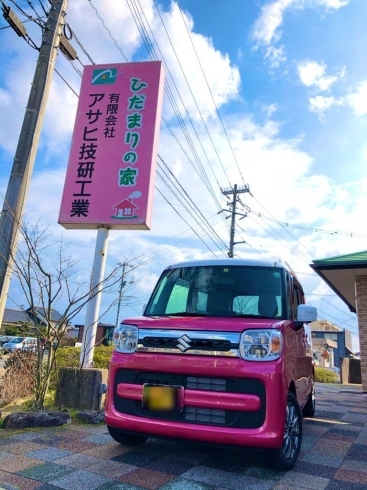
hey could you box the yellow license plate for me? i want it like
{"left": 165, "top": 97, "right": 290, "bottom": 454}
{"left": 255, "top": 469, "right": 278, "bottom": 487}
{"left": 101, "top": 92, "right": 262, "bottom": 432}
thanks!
{"left": 143, "top": 385, "right": 182, "bottom": 411}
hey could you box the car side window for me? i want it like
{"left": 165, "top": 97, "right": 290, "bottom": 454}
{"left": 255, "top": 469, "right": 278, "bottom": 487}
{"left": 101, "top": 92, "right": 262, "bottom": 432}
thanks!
{"left": 291, "top": 277, "right": 304, "bottom": 320}
{"left": 292, "top": 288, "right": 304, "bottom": 320}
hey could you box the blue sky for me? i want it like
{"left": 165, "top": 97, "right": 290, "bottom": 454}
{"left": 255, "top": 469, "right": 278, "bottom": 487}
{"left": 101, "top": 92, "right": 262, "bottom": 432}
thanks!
{"left": 1, "top": 0, "right": 366, "bottom": 350}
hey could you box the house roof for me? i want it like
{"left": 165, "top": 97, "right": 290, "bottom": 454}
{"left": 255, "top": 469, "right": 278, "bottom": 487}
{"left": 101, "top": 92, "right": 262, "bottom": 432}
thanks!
{"left": 3, "top": 308, "right": 29, "bottom": 324}
{"left": 311, "top": 250, "right": 367, "bottom": 313}
{"left": 26, "top": 307, "right": 63, "bottom": 323}
{"left": 313, "top": 250, "right": 367, "bottom": 266}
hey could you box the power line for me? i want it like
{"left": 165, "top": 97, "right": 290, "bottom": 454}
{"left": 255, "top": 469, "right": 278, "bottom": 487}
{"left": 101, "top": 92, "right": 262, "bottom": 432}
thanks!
{"left": 37, "top": 0, "right": 47, "bottom": 16}
{"left": 54, "top": 67, "right": 78, "bottom": 96}
{"left": 64, "top": 22, "right": 95, "bottom": 64}
{"left": 87, "top": 0, "right": 128, "bottom": 61}
{"left": 154, "top": 187, "right": 218, "bottom": 256}
{"left": 8, "top": 0, "right": 43, "bottom": 27}
{"left": 158, "top": 155, "right": 228, "bottom": 251}
{"left": 152, "top": 0, "right": 231, "bottom": 187}
{"left": 157, "top": 168, "right": 222, "bottom": 255}
{"left": 177, "top": 1, "right": 246, "bottom": 187}
{"left": 24, "top": 0, "right": 43, "bottom": 21}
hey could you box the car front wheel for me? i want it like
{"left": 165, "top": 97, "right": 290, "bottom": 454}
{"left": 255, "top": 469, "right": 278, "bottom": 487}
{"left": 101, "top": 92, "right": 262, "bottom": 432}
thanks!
{"left": 267, "top": 392, "right": 302, "bottom": 471}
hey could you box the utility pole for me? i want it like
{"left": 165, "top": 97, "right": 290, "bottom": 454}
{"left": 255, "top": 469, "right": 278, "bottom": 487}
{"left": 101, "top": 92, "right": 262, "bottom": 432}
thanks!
{"left": 0, "top": 0, "right": 69, "bottom": 326}
{"left": 116, "top": 263, "right": 127, "bottom": 327}
{"left": 115, "top": 262, "right": 134, "bottom": 327}
{"left": 221, "top": 184, "right": 251, "bottom": 257}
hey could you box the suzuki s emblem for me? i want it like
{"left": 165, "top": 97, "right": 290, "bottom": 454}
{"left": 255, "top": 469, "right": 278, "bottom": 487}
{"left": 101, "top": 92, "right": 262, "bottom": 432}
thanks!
{"left": 177, "top": 334, "right": 192, "bottom": 352}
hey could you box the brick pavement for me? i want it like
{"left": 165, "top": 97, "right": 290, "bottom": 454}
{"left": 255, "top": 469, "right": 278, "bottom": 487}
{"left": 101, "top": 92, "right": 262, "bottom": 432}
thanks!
{"left": 0, "top": 383, "right": 366, "bottom": 490}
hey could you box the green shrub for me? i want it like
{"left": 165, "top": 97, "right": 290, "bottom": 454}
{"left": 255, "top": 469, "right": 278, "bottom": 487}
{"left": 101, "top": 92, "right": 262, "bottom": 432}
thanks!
{"left": 315, "top": 367, "right": 339, "bottom": 383}
{"left": 56, "top": 347, "right": 81, "bottom": 368}
{"left": 55, "top": 345, "right": 113, "bottom": 370}
{"left": 93, "top": 345, "right": 113, "bottom": 369}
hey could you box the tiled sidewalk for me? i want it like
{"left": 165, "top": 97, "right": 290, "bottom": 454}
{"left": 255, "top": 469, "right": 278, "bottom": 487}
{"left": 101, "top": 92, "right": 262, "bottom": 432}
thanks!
{"left": 0, "top": 383, "right": 366, "bottom": 490}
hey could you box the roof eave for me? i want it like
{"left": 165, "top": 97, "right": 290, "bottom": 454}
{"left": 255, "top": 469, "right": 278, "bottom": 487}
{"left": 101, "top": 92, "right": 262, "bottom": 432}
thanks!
{"left": 309, "top": 264, "right": 356, "bottom": 313}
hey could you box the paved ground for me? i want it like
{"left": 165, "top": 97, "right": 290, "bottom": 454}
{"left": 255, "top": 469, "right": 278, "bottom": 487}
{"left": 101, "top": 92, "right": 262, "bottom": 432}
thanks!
{"left": 0, "top": 383, "right": 366, "bottom": 490}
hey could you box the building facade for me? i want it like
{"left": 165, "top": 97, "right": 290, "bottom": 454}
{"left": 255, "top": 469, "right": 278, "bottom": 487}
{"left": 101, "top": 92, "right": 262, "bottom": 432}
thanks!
{"left": 310, "top": 319, "right": 354, "bottom": 369}
{"left": 311, "top": 250, "right": 367, "bottom": 393}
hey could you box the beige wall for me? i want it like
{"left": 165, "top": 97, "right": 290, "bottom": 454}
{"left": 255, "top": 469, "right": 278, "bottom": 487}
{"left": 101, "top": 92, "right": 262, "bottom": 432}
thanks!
{"left": 355, "top": 276, "right": 367, "bottom": 393}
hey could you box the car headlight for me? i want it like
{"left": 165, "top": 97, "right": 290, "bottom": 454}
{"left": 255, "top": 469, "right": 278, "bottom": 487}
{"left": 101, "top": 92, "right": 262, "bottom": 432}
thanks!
{"left": 113, "top": 324, "right": 139, "bottom": 353}
{"left": 239, "top": 329, "right": 282, "bottom": 361}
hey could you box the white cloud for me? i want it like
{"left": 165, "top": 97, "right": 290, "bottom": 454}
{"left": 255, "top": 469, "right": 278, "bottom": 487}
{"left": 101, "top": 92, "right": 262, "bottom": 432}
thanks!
{"left": 346, "top": 81, "right": 367, "bottom": 116}
{"left": 317, "top": 0, "right": 349, "bottom": 9}
{"left": 261, "top": 103, "right": 278, "bottom": 117}
{"left": 297, "top": 60, "right": 346, "bottom": 91}
{"left": 252, "top": 0, "right": 350, "bottom": 67}
{"left": 252, "top": 0, "right": 297, "bottom": 46}
{"left": 265, "top": 45, "right": 286, "bottom": 68}
{"left": 309, "top": 95, "right": 344, "bottom": 113}
{"left": 307, "top": 80, "right": 367, "bottom": 116}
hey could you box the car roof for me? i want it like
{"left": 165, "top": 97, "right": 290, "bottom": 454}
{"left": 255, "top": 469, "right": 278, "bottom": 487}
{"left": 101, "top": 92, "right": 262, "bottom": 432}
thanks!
{"left": 165, "top": 258, "right": 293, "bottom": 272}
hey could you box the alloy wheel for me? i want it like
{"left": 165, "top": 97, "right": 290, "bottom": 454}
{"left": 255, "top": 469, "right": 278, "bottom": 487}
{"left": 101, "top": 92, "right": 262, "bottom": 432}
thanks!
{"left": 281, "top": 401, "right": 300, "bottom": 459}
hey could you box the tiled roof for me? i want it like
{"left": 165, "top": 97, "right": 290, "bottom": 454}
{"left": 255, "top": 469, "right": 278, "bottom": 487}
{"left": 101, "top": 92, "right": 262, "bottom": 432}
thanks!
{"left": 2, "top": 307, "right": 65, "bottom": 326}
{"left": 3, "top": 308, "right": 29, "bottom": 323}
{"left": 26, "top": 307, "right": 63, "bottom": 322}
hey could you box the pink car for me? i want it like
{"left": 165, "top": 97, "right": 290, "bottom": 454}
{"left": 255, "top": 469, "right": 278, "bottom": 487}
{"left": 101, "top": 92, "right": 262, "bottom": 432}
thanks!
{"left": 105, "top": 259, "right": 317, "bottom": 470}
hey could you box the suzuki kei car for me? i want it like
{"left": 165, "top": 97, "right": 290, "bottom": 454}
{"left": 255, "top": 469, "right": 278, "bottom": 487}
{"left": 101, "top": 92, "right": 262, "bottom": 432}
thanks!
{"left": 105, "top": 259, "right": 317, "bottom": 470}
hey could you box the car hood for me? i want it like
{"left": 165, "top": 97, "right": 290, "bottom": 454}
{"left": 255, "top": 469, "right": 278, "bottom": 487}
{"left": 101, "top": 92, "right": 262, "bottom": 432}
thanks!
{"left": 120, "top": 315, "right": 288, "bottom": 333}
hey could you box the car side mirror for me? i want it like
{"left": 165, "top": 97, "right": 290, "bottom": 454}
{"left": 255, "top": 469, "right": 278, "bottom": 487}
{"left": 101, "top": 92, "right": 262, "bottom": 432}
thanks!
{"left": 296, "top": 304, "right": 317, "bottom": 323}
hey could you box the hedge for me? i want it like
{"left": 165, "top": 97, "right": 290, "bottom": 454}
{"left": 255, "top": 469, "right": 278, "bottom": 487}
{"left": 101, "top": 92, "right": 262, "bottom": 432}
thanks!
{"left": 55, "top": 345, "right": 113, "bottom": 369}
{"left": 315, "top": 366, "right": 339, "bottom": 384}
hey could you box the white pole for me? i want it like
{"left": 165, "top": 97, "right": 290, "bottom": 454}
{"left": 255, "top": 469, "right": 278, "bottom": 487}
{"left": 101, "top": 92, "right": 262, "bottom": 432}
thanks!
{"left": 80, "top": 226, "right": 110, "bottom": 368}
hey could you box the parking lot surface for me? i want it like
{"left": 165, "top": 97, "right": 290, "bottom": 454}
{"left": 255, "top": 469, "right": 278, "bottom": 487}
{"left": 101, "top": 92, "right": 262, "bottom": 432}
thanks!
{"left": 0, "top": 383, "right": 366, "bottom": 490}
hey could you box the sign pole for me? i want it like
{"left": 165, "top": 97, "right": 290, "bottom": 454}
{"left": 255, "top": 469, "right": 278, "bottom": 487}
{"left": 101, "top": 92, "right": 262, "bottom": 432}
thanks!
{"left": 80, "top": 226, "right": 110, "bottom": 367}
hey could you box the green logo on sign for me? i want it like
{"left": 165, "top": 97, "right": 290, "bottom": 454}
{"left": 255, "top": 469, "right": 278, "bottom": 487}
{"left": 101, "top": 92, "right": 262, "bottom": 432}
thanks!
{"left": 92, "top": 68, "right": 118, "bottom": 85}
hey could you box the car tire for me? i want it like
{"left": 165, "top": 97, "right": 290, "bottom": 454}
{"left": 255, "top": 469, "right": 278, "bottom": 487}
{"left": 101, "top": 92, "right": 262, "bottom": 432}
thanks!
{"left": 107, "top": 425, "right": 148, "bottom": 446}
{"left": 302, "top": 378, "right": 315, "bottom": 418}
{"left": 267, "top": 392, "right": 302, "bottom": 471}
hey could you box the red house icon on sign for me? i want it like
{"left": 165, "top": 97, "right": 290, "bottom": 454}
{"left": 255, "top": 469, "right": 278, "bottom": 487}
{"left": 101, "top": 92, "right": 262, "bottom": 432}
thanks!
{"left": 111, "top": 199, "right": 139, "bottom": 219}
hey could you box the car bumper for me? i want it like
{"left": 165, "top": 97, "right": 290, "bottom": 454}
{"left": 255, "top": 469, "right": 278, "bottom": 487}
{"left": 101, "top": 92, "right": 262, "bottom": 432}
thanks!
{"left": 105, "top": 352, "right": 287, "bottom": 449}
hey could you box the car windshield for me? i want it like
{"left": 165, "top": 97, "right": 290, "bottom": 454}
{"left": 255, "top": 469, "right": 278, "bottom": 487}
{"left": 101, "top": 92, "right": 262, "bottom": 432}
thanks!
{"left": 145, "top": 265, "right": 285, "bottom": 318}
{"left": 10, "top": 337, "right": 24, "bottom": 343}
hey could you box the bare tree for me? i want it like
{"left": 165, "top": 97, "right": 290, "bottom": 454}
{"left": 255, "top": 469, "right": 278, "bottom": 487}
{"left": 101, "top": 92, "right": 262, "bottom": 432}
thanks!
{"left": 0, "top": 216, "right": 142, "bottom": 409}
